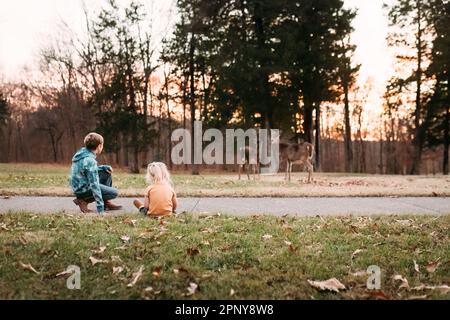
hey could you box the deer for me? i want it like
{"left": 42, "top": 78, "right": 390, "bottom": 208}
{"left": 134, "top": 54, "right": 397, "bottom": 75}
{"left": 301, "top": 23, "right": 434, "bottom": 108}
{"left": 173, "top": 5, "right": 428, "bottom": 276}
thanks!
{"left": 279, "top": 141, "right": 315, "bottom": 183}
{"left": 238, "top": 145, "right": 260, "bottom": 180}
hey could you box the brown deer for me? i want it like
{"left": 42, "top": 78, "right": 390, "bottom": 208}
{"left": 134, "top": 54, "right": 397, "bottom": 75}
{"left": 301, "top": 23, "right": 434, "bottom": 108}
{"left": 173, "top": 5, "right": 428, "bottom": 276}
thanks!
{"left": 279, "top": 142, "right": 315, "bottom": 183}
{"left": 238, "top": 146, "right": 260, "bottom": 180}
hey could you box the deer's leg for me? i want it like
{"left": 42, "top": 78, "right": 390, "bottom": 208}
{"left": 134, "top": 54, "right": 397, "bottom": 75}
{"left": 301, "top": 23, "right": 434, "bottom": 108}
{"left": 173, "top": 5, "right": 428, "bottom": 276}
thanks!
{"left": 238, "top": 164, "right": 242, "bottom": 180}
{"left": 306, "top": 160, "right": 313, "bottom": 183}
{"left": 285, "top": 161, "right": 289, "bottom": 181}
{"left": 246, "top": 163, "right": 250, "bottom": 180}
{"left": 288, "top": 162, "right": 292, "bottom": 182}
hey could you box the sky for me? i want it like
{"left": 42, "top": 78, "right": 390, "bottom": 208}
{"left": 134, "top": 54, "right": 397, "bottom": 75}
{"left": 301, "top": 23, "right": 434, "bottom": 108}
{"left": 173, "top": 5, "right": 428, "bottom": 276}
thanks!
{"left": 0, "top": 0, "right": 394, "bottom": 122}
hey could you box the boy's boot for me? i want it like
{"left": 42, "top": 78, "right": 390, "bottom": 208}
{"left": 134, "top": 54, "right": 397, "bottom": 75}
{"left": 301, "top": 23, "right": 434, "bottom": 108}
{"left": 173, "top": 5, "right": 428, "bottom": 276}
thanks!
{"left": 105, "top": 200, "right": 122, "bottom": 211}
{"left": 73, "top": 198, "right": 93, "bottom": 213}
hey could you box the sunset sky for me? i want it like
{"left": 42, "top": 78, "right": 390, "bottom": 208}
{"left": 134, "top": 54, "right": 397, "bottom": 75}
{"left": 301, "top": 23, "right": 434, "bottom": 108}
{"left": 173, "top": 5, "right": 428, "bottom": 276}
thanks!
{"left": 0, "top": 0, "right": 394, "bottom": 125}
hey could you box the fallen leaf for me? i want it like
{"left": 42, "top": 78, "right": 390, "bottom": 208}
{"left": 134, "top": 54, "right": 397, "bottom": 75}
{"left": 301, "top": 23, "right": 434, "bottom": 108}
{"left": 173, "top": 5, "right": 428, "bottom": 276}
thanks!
{"left": 19, "top": 236, "right": 28, "bottom": 245}
{"left": 262, "top": 234, "right": 273, "bottom": 240}
{"left": 230, "top": 289, "right": 236, "bottom": 297}
{"left": 127, "top": 265, "right": 144, "bottom": 287}
{"left": 123, "top": 219, "right": 137, "bottom": 227}
{"left": 408, "top": 295, "right": 428, "bottom": 300}
{"left": 393, "top": 275, "right": 409, "bottom": 290}
{"left": 284, "top": 240, "right": 292, "bottom": 246}
{"left": 308, "top": 278, "right": 346, "bottom": 293}
{"left": 120, "top": 235, "right": 130, "bottom": 243}
{"left": 413, "top": 260, "right": 420, "bottom": 273}
{"left": 351, "top": 249, "right": 363, "bottom": 260}
{"left": 89, "top": 256, "right": 106, "bottom": 266}
{"left": 175, "top": 235, "right": 184, "bottom": 240}
{"left": 56, "top": 268, "right": 73, "bottom": 277}
{"left": 93, "top": 246, "right": 107, "bottom": 254}
{"left": 351, "top": 271, "right": 369, "bottom": 277}
{"left": 426, "top": 259, "right": 441, "bottom": 273}
{"left": 144, "top": 287, "right": 153, "bottom": 292}
{"left": 187, "top": 247, "right": 200, "bottom": 256}
{"left": 186, "top": 282, "right": 198, "bottom": 296}
{"left": 19, "top": 262, "right": 39, "bottom": 274}
{"left": 112, "top": 266, "right": 124, "bottom": 275}
{"left": 152, "top": 266, "right": 161, "bottom": 277}
{"left": 111, "top": 255, "right": 122, "bottom": 263}
{"left": 412, "top": 285, "right": 450, "bottom": 295}
{"left": 366, "top": 290, "right": 389, "bottom": 300}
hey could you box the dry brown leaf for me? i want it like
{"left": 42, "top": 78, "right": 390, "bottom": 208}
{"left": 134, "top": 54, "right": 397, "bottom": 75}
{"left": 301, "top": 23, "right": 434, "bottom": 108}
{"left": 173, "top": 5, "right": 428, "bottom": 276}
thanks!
{"left": 123, "top": 219, "right": 137, "bottom": 227}
{"left": 408, "top": 295, "right": 428, "bottom": 300}
{"left": 308, "top": 278, "right": 346, "bottom": 293}
{"left": 127, "top": 265, "right": 144, "bottom": 287}
{"left": 187, "top": 247, "right": 200, "bottom": 256}
{"left": 152, "top": 266, "right": 161, "bottom": 277}
{"left": 393, "top": 275, "right": 410, "bottom": 290}
{"left": 426, "top": 259, "right": 441, "bottom": 273}
{"left": 412, "top": 285, "right": 450, "bottom": 295}
{"left": 413, "top": 260, "right": 420, "bottom": 273}
{"left": 56, "top": 268, "right": 73, "bottom": 277}
{"left": 366, "top": 290, "right": 389, "bottom": 300}
{"left": 89, "top": 256, "right": 106, "bottom": 266}
{"left": 19, "top": 262, "right": 39, "bottom": 274}
{"left": 111, "top": 255, "right": 122, "bottom": 263}
{"left": 120, "top": 235, "right": 130, "bottom": 243}
{"left": 186, "top": 282, "right": 198, "bottom": 296}
{"left": 112, "top": 266, "right": 124, "bottom": 275}
{"left": 351, "top": 249, "right": 363, "bottom": 260}
{"left": 93, "top": 246, "right": 107, "bottom": 254}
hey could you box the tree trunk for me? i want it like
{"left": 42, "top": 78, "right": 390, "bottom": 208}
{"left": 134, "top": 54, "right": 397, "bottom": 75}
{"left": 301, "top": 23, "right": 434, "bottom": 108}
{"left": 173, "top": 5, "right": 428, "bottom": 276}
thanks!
{"left": 314, "top": 103, "right": 321, "bottom": 172}
{"left": 303, "top": 98, "right": 314, "bottom": 143}
{"left": 343, "top": 84, "right": 353, "bottom": 172}
{"left": 411, "top": 1, "right": 423, "bottom": 175}
{"left": 189, "top": 31, "right": 199, "bottom": 175}
{"left": 444, "top": 79, "right": 450, "bottom": 175}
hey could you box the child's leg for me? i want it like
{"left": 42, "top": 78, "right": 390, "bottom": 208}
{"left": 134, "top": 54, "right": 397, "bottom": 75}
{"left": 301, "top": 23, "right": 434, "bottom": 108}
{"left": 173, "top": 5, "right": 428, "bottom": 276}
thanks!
{"left": 133, "top": 199, "right": 148, "bottom": 215}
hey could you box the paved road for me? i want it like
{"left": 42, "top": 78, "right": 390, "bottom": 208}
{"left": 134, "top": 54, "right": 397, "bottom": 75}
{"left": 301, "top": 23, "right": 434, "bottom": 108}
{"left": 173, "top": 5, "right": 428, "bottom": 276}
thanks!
{"left": 0, "top": 196, "right": 449, "bottom": 216}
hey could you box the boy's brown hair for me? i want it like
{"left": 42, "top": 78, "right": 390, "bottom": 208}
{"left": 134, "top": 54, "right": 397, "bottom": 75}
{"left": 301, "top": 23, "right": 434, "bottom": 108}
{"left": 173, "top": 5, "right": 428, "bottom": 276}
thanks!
{"left": 84, "top": 132, "right": 104, "bottom": 151}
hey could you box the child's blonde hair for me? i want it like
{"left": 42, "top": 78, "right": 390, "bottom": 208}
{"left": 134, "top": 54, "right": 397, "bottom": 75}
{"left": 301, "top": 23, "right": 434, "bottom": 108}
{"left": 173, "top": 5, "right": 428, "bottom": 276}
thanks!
{"left": 146, "top": 162, "right": 172, "bottom": 186}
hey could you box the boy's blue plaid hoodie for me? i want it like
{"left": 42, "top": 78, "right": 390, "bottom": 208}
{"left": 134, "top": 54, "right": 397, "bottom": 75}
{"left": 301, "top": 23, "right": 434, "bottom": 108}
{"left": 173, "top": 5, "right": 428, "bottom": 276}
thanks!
{"left": 70, "top": 147, "right": 111, "bottom": 213}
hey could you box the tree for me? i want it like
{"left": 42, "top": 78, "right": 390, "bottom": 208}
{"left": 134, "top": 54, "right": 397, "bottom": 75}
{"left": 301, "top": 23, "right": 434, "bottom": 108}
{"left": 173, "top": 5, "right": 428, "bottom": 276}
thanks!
{"left": 87, "top": 0, "right": 156, "bottom": 173}
{"left": 385, "top": 0, "right": 436, "bottom": 174}
{"left": 425, "top": 0, "right": 450, "bottom": 174}
{"left": 337, "top": 37, "right": 360, "bottom": 173}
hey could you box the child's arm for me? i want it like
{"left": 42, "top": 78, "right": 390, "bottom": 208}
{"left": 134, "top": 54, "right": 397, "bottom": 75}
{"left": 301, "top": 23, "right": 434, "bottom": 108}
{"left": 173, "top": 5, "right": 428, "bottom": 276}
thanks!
{"left": 85, "top": 158, "right": 104, "bottom": 213}
{"left": 144, "top": 186, "right": 151, "bottom": 209}
{"left": 172, "top": 191, "right": 178, "bottom": 212}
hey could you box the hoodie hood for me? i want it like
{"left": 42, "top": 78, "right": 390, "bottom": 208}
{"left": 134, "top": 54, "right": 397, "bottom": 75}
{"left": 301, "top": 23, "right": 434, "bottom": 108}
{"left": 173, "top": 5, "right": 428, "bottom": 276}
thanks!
{"left": 72, "top": 147, "right": 96, "bottom": 162}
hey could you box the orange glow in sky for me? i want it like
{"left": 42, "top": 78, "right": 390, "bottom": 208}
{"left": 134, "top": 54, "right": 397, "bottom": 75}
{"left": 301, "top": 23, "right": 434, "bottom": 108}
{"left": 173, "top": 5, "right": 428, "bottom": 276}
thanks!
{"left": 0, "top": 0, "right": 394, "bottom": 130}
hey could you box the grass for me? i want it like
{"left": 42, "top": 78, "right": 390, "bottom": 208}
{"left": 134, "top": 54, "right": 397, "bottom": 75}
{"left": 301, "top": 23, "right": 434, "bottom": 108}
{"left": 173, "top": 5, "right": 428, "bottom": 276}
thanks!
{"left": 0, "top": 212, "right": 449, "bottom": 299}
{"left": 1, "top": 163, "right": 450, "bottom": 197}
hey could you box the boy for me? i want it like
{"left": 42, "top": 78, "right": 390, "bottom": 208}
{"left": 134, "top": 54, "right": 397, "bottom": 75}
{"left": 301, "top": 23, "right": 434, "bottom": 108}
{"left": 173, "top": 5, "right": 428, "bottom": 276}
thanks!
{"left": 70, "top": 132, "right": 122, "bottom": 214}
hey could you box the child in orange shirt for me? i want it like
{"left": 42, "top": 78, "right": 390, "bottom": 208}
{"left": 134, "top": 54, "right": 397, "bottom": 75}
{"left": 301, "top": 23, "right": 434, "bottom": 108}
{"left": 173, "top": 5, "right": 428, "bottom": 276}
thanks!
{"left": 133, "top": 162, "right": 177, "bottom": 217}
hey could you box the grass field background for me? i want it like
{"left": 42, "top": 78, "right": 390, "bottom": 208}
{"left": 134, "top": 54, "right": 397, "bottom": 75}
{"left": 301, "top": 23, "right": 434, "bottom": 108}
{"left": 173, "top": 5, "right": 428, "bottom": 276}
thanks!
{"left": 1, "top": 163, "right": 449, "bottom": 197}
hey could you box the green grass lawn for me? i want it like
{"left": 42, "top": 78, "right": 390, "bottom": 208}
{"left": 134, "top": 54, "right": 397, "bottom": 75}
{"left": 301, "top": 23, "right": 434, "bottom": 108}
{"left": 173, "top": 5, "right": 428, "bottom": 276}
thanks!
{"left": 1, "top": 163, "right": 449, "bottom": 197}
{"left": 0, "top": 212, "right": 448, "bottom": 299}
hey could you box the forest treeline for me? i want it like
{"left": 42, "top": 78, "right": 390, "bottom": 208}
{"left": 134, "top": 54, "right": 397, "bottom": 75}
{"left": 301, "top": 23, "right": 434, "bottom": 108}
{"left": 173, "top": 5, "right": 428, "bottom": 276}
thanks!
{"left": 0, "top": 0, "right": 448, "bottom": 174}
